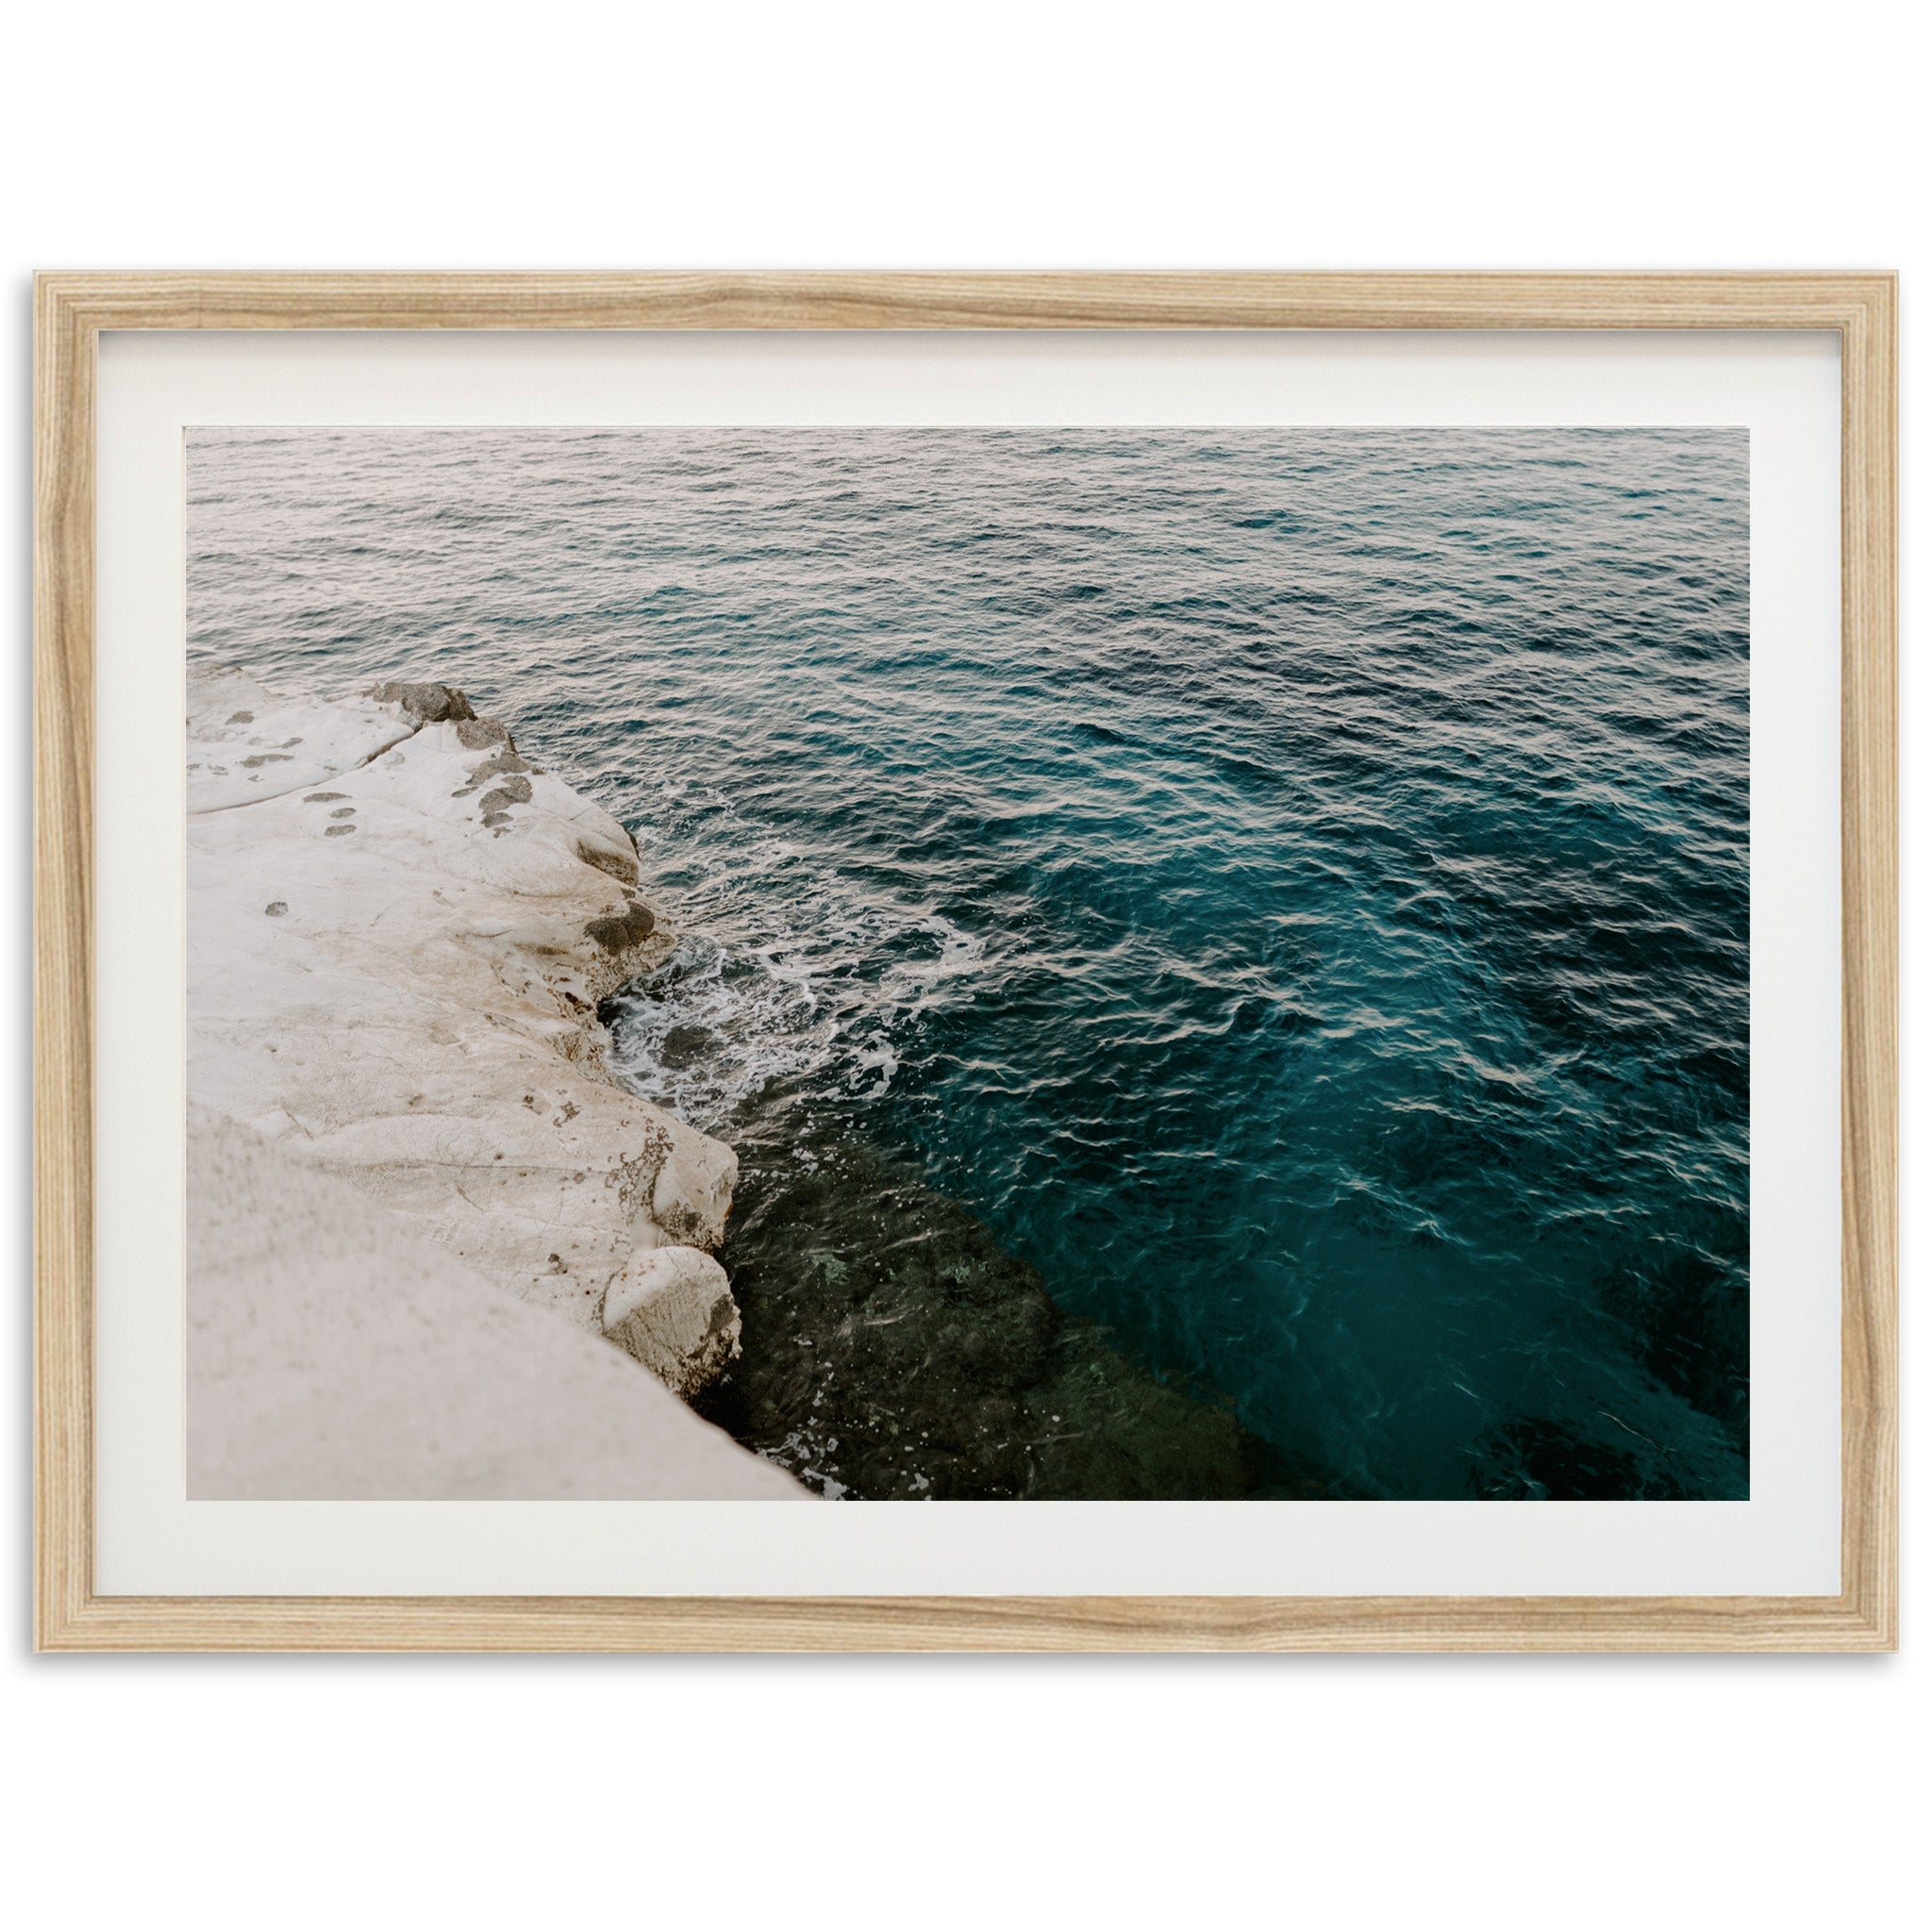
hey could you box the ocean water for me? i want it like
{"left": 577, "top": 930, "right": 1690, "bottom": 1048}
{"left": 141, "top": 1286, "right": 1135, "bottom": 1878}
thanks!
{"left": 188, "top": 425, "right": 1750, "bottom": 1502}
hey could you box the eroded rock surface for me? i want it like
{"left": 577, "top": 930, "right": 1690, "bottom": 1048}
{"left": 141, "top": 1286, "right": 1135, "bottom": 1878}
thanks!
{"left": 187, "top": 664, "right": 745, "bottom": 1403}
{"left": 603, "top": 1245, "right": 742, "bottom": 1400}
{"left": 189, "top": 1107, "right": 799, "bottom": 1499}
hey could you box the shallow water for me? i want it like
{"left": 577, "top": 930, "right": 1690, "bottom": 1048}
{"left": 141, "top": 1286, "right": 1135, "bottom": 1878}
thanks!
{"left": 189, "top": 425, "right": 1750, "bottom": 1500}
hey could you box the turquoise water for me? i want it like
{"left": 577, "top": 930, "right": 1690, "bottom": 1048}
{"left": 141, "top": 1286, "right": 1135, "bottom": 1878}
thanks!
{"left": 189, "top": 425, "right": 1750, "bottom": 1501}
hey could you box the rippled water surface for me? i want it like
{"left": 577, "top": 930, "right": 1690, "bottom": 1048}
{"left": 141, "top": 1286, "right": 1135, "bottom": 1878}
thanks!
{"left": 189, "top": 425, "right": 1750, "bottom": 1500}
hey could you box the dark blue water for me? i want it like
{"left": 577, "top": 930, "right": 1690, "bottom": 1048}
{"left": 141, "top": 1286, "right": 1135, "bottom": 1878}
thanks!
{"left": 188, "top": 425, "right": 1750, "bottom": 1501}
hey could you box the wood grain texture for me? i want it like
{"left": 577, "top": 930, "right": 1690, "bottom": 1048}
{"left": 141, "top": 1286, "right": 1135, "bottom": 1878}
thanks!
{"left": 33, "top": 275, "right": 95, "bottom": 1659}
{"left": 31, "top": 273, "right": 1899, "bottom": 1653}
{"left": 26, "top": 1590, "right": 1904, "bottom": 1654}
{"left": 1836, "top": 277, "right": 1900, "bottom": 1653}
{"left": 22, "top": 270, "right": 1905, "bottom": 334}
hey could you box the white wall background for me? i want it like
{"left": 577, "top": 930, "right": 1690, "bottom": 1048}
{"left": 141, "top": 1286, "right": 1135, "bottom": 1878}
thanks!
{"left": 2, "top": 4, "right": 1920, "bottom": 1926}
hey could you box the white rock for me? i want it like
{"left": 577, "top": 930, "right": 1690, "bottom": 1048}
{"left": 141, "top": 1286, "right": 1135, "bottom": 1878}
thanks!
{"left": 187, "top": 664, "right": 415, "bottom": 812}
{"left": 602, "top": 1245, "right": 742, "bottom": 1399}
{"left": 651, "top": 1130, "right": 739, "bottom": 1250}
{"left": 189, "top": 1107, "right": 799, "bottom": 1499}
{"left": 187, "top": 663, "right": 745, "bottom": 1402}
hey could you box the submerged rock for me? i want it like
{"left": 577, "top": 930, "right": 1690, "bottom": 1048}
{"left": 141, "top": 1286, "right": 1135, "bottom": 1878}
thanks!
{"left": 187, "top": 663, "right": 749, "bottom": 1415}
{"left": 699, "top": 1118, "right": 1338, "bottom": 1501}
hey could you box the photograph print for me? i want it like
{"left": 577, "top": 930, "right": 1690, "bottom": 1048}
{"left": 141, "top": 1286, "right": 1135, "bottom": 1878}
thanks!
{"left": 184, "top": 424, "right": 1749, "bottom": 1505}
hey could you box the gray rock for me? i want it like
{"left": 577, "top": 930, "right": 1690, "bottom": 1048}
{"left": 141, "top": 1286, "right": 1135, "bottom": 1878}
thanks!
{"left": 478, "top": 775, "right": 535, "bottom": 814}
{"left": 585, "top": 898, "right": 657, "bottom": 953}
{"left": 368, "top": 679, "right": 477, "bottom": 724}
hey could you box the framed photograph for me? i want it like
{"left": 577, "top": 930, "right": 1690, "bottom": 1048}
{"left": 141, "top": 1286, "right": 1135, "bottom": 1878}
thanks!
{"left": 34, "top": 274, "right": 1896, "bottom": 1651}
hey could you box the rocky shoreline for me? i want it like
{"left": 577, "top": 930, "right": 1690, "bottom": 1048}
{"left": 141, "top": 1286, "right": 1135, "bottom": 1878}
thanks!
{"left": 186, "top": 665, "right": 802, "bottom": 1498}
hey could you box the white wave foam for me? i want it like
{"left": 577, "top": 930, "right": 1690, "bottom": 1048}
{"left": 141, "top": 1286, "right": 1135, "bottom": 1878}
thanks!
{"left": 601, "top": 791, "right": 991, "bottom": 1131}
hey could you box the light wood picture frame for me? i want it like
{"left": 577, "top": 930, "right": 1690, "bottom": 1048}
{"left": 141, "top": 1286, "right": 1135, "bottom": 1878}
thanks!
{"left": 33, "top": 273, "right": 1898, "bottom": 1652}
